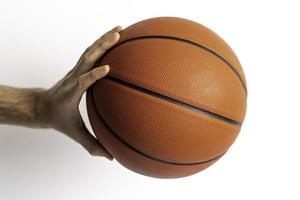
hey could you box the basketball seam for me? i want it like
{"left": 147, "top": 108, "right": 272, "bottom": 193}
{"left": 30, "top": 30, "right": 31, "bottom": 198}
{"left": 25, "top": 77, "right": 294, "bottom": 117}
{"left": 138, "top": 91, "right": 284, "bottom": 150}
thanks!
{"left": 96, "top": 35, "right": 247, "bottom": 95}
{"left": 90, "top": 87, "right": 226, "bottom": 165}
{"left": 106, "top": 76, "right": 242, "bottom": 126}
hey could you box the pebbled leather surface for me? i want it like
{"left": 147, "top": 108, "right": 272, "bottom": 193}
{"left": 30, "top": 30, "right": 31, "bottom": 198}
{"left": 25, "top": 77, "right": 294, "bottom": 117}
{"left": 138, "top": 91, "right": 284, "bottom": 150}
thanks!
{"left": 92, "top": 79, "right": 240, "bottom": 163}
{"left": 117, "top": 17, "right": 247, "bottom": 88}
{"left": 87, "top": 17, "right": 247, "bottom": 178}
{"left": 87, "top": 89, "right": 220, "bottom": 179}
{"left": 100, "top": 38, "right": 246, "bottom": 122}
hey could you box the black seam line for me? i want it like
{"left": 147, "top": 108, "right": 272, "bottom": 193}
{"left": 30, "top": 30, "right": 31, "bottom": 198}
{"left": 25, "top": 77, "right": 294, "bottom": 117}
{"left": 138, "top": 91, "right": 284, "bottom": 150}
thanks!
{"left": 97, "top": 35, "right": 247, "bottom": 95}
{"left": 105, "top": 76, "right": 242, "bottom": 127}
{"left": 90, "top": 86, "right": 226, "bottom": 165}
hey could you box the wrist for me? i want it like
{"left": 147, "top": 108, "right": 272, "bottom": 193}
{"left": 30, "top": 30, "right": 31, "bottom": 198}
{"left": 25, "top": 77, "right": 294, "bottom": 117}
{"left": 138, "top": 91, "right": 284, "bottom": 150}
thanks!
{"left": 34, "top": 88, "right": 52, "bottom": 129}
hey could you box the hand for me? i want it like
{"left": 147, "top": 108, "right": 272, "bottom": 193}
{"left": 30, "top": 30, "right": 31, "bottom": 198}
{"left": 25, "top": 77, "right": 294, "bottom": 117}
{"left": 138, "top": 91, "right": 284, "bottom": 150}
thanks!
{"left": 35, "top": 26, "right": 122, "bottom": 160}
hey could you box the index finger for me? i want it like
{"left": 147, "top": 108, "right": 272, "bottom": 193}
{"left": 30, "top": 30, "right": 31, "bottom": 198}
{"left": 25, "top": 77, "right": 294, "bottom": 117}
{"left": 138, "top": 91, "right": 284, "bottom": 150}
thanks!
{"left": 80, "top": 32, "right": 120, "bottom": 71}
{"left": 68, "top": 26, "right": 122, "bottom": 79}
{"left": 85, "top": 26, "right": 123, "bottom": 53}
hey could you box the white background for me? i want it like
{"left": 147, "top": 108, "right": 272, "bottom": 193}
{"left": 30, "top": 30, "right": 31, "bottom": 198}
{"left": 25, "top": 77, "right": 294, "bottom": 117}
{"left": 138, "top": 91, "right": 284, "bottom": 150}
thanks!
{"left": 0, "top": 0, "right": 299, "bottom": 199}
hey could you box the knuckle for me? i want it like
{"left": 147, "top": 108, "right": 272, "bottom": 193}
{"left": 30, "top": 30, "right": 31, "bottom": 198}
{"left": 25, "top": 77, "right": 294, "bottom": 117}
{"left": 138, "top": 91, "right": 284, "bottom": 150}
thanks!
{"left": 100, "top": 41, "right": 110, "bottom": 49}
{"left": 85, "top": 46, "right": 92, "bottom": 52}
{"left": 89, "top": 70, "right": 98, "bottom": 80}
{"left": 77, "top": 78, "right": 86, "bottom": 90}
{"left": 82, "top": 53, "right": 92, "bottom": 64}
{"left": 84, "top": 51, "right": 99, "bottom": 65}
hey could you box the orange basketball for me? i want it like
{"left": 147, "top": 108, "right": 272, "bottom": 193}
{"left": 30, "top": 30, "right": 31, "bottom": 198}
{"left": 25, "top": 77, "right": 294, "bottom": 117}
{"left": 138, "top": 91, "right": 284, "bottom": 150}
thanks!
{"left": 86, "top": 17, "right": 247, "bottom": 178}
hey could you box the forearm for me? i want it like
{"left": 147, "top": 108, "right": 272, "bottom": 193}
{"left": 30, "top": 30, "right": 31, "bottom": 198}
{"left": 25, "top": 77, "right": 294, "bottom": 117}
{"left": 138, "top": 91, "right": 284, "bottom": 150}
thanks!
{"left": 0, "top": 84, "right": 46, "bottom": 128}
{"left": 0, "top": 27, "right": 119, "bottom": 159}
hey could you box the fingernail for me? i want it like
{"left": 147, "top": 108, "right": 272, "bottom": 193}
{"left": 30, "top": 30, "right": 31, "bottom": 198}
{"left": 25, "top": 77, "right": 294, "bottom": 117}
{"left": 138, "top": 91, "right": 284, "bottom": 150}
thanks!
{"left": 115, "top": 26, "right": 123, "bottom": 31}
{"left": 107, "top": 156, "right": 113, "bottom": 161}
{"left": 112, "top": 26, "right": 122, "bottom": 31}
{"left": 105, "top": 154, "right": 113, "bottom": 161}
{"left": 107, "top": 32, "right": 118, "bottom": 40}
{"left": 102, "top": 65, "right": 110, "bottom": 72}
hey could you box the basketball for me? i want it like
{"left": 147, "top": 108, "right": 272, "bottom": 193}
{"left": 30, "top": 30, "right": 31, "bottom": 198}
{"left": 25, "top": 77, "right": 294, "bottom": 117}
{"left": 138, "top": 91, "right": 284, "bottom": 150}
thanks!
{"left": 86, "top": 17, "right": 247, "bottom": 178}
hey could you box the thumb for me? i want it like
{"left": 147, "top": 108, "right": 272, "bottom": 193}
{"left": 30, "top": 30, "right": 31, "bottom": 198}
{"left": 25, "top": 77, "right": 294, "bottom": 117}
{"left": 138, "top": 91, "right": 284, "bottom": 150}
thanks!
{"left": 75, "top": 122, "right": 113, "bottom": 160}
